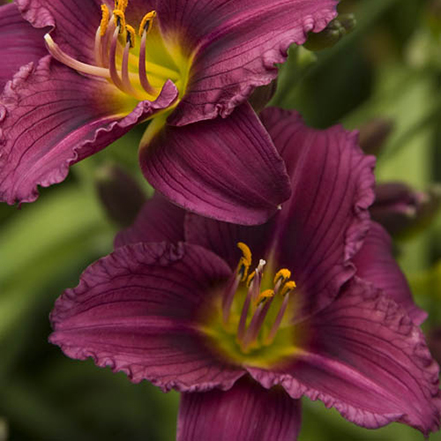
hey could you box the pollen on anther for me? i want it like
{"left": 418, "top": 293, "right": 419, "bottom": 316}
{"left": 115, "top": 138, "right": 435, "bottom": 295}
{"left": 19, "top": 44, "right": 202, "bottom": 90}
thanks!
{"left": 237, "top": 242, "right": 252, "bottom": 282}
{"left": 113, "top": 9, "right": 126, "bottom": 30}
{"left": 280, "top": 281, "right": 296, "bottom": 297}
{"left": 100, "top": 4, "right": 110, "bottom": 36}
{"left": 274, "top": 268, "right": 291, "bottom": 285}
{"left": 139, "top": 11, "right": 157, "bottom": 36}
{"left": 256, "top": 289, "right": 274, "bottom": 305}
{"left": 115, "top": 0, "right": 128, "bottom": 12}
{"left": 125, "top": 25, "right": 136, "bottom": 48}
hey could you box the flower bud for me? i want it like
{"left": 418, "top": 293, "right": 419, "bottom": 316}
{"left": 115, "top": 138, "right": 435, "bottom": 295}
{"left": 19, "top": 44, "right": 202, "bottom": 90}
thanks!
{"left": 304, "top": 14, "right": 356, "bottom": 51}
{"left": 371, "top": 182, "right": 441, "bottom": 238}
{"left": 95, "top": 164, "right": 146, "bottom": 227}
{"left": 358, "top": 118, "right": 394, "bottom": 156}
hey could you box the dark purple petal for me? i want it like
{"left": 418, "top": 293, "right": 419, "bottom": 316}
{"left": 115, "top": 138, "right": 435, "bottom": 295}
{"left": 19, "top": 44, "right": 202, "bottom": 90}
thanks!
{"left": 354, "top": 222, "right": 427, "bottom": 325}
{"left": 185, "top": 213, "right": 275, "bottom": 271}
{"left": 178, "top": 377, "right": 301, "bottom": 441}
{"left": 0, "top": 56, "right": 178, "bottom": 205}
{"left": 141, "top": 103, "right": 291, "bottom": 225}
{"left": 50, "top": 242, "right": 244, "bottom": 391}
{"left": 115, "top": 192, "right": 186, "bottom": 248}
{"left": 16, "top": 0, "right": 102, "bottom": 62}
{"left": 260, "top": 108, "right": 376, "bottom": 314}
{"left": 162, "top": 0, "right": 337, "bottom": 125}
{"left": 248, "top": 280, "right": 441, "bottom": 435}
{"left": 0, "top": 3, "right": 47, "bottom": 90}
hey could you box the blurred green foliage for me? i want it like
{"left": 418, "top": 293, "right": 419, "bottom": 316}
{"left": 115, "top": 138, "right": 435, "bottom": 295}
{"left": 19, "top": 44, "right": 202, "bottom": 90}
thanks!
{"left": 1, "top": 0, "right": 441, "bottom": 439}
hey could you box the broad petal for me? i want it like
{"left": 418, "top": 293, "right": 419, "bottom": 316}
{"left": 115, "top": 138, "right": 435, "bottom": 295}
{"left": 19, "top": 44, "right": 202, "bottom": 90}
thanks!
{"left": 50, "top": 242, "right": 244, "bottom": 391}
{"left": 16, "top": 0, "right": 102, "bottom": 62}
{"left": 178, "top": 377, "right": 302, "bottom": 441}
{"left": 115, "top": 192, "right": 186, "bottom": 248}
{"left": 0, "top": 3, "right": 47, "bottom": 90}
{"left": 248, "top": 280, "right": 441, "bottom": 435}
{"left": 185, "top": 213, "right": 275, "bottom": 271}
{"left": 354, "top": 222, "right": 427, "bottom": 325}
{"left": 0, "top": 56, "right": 178, "bottom": 205}
{"left": 141, "top": 103, "right": 291, "bottom": 225}
{"left": 162, "top": 0, "right": 338, "bottom": 125}
{"left": 260, "top": 108, "right": 376, "bottom": 314}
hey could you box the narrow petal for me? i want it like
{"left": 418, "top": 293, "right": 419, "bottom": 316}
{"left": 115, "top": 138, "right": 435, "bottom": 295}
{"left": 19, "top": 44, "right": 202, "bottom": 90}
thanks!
{"left": 115, "top": 192, "right": 186, "bottom": 248}
{"left": 50, "top": 242, "right": 244, "bottom": 391}
{"left": 178, "top": 377, "right": 301, "bottom": 441}
{"left": 260, "top": 108, "right": 376, "bottom": 314}
{"left": 161, "top": 0, "right": 338, "bottom": 125}
{"left": 16, "top": 0, "right": 102, "bottom": 62}
{"left": 0, "top": 56, "right": 178, "bottom": 205}
{"left": 0, "top": 3, "right": 47, "bottom": 90}
{"left": 354, "top": 222, "right": 427, "bottom": 325}
{"left": 248, "top": 280, "right": 441, "bottom": 435}
{"left": 141, "top": 103, "right": 291, "bottom": 225}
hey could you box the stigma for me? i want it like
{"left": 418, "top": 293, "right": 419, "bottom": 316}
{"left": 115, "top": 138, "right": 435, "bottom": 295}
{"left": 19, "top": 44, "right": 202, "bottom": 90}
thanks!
{"left": 222, "top": 243, "right": 297, "bottom": 353}
{"left": 43, "top": 2, "right": 181, "bottom": 101}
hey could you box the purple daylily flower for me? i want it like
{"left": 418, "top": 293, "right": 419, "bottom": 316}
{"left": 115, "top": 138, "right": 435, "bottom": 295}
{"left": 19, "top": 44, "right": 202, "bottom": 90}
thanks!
{"left": 0, "top": 0, "right": 337, "bottom": 224}
{"left": 50, "top": 108, "right": 441, "bottom": 439}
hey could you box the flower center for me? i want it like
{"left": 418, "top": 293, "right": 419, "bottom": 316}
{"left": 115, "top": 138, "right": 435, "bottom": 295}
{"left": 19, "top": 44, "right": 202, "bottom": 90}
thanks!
{"left": 199, "top": 243, "right": 302, "bottom": 368}
{"left": 44, "top": 1, "right": 191, "bottom": 104}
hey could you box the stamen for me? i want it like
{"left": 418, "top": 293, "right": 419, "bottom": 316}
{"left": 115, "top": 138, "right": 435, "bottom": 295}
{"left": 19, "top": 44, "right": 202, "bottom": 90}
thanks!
{"left": 265, "top": 285, "right": 295, "bottom": 345}
{"left": 113, "top": 9, "right": 126, "bottom": 30}
{"left": 100, "top": 4, "right": 110, "bottom": 37}
{"left": 274, "top": 269, "right": 291, "bottom": 285}
{"left": 222, "top": 272, "right": 241, "bottom": 324}
{"left": 138, "top": 29, "right": 157, "bottom": 95}
{"left": 241, "top": 290, "right": 274, "bottom": 350}
{"left": 116, "top": 0, "right": 128, "bottom": 12}
{"left": 139, "top": 11, "right": 157, "bottom": 37}
{"left": 237, "top": 242, "right": 252, "bottom": 282}
{"left": 122, "top": 40, "right": 144, "bottom": 100}
{"left": 109, "top": 27, "right": 125, "bottom": 90}
{"left": 45, "top": 34, "right": 112, "bottom": 79}
{"left": 237, "top": 262, "right": 264, "bottom": 340}
{"left": 125, "top": 25, "right": 136, "bottom": 49}
{"left": 280, "top": 281, "right": 296, "bottom": 297}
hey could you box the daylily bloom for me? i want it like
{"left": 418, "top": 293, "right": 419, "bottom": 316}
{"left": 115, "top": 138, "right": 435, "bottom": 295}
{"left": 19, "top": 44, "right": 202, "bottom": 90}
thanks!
{"left": 50, "top": 108, "right": 441, "bottom": 439}
{"left": 0, "top": 0, "right": 337, "bottom": 224}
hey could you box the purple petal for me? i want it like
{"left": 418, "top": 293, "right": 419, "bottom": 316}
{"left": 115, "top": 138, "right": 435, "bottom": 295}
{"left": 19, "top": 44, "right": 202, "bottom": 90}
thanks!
{"left": 354, "top": 222, "right": 427, "bottom": 325}
{"left": 0, "top": 56, "right": 178, "bottom": 205}
{"left": 248, "top": 280, "right": 441, "bottom": 435}
{"left": 260, "top": 108, "right": 376, "bottom": 314}
{"left": 16, "top": 0, "right": 102, "bottom": 62}
{"left": 0, "top": 3, "right": 47, "bottom": 90}
{"left": 185, "top": 213, "right": 275, "bottom": 271}
{"left": 178, "top": 377, "right": 301, "bottom": 441}
{"left": 161, "top": 0, "right": 337, "bottom": 125}
{"left": 141, "top": 103, "right": 291, "bottom": 225}
{"left": 50, "top": 242, "right": 244, "bottom": 391}
{"left": 115, "top": 193, "right": 186, "bottom": 248}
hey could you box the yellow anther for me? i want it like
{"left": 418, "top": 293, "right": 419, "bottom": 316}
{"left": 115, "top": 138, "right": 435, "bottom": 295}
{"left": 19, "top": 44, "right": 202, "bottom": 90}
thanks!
{"left": 273, "top": 269, "right": 291, "bottom": 285}
{"left": 125, "top": 25, "right": 136, "bottom": 48}
{"left": 113, "top": 9, "right": 126, "bottom": 29}
{"left": 280, "top": 281, "right": 296, "bottom": 297}
{"left": 256, "top": 289, "right": 275, "bottom": 305}
{"left": 100, "top": 4, "right": 110, "bottom": 37}
{"left": 246, "top": 271, "right": 256, "bottom": 287}
{"left": 236, "top": 242, "right": 252, "bottom": 282}
{"left": 139, "top": 11, "right": 157, "bottom": 36}
{"left": 115, "top": 0, "right": 128, "bottom": 12}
